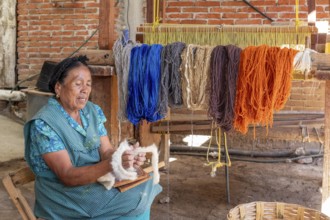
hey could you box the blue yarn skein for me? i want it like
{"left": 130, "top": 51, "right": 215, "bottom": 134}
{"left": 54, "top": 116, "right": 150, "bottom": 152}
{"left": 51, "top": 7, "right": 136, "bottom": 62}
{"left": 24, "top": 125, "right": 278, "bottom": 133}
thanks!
{"left": 126, "top": 44, "right": 164, "bottom": 125}
{"left": 127, "top": 45, "right": 145, "bottom": 124}
{"left": 144, "top": 44, "right": 163, "bottom": 122}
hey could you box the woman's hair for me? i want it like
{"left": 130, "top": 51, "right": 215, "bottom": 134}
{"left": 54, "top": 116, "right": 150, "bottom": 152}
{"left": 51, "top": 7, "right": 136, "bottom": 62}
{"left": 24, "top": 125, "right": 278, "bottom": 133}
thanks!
{"left": 48, "top": 55, "right": 90, "bottom": 93}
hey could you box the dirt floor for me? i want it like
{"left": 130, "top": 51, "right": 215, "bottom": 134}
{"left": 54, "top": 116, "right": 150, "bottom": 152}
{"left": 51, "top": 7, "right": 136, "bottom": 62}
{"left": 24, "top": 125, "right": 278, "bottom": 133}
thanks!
{"left": 0, "top": 153, "right": 323, "bottom": 220}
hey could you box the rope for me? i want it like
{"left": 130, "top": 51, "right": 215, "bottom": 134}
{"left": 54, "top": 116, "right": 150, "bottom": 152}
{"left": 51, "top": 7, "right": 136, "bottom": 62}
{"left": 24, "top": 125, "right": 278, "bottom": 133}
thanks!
{"left": 126, "top": 44, "right": 164, "bottom": 125}
{"left": 180, "top": 44, "right": 214, "bottom": 110}
{"left": 208, "top": 45, "right": 242, "bottom": 132}
{"left": 153, "top": 0, "right": 160, "bottom": 27}
{"left": 295, "top": 0, "right": 300, "bottom": 30}
{"left": 205, "top": 124, "right": 231, "bottom": 177}
{"left": 159, "top": 42, "right": 186, "bottom": 116}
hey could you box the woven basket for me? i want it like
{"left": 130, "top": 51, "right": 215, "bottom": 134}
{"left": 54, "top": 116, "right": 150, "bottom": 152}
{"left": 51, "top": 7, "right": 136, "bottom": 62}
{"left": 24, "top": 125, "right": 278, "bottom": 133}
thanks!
{"left": 227, "top": 201, "right": 330, "bottom": 220}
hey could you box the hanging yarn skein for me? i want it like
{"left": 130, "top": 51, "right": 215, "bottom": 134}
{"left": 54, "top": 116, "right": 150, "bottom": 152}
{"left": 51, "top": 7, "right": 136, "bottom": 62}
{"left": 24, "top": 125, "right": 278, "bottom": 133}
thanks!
{"left": 234, "top": 45, "right": 298, "bottom": 134}
{"left": 159, "top": 42, "right": 186, "bottom": 116}
{"left": 208, "top": 45, "right": 242, "bottom": 132}
{"left": 180, "top": 44, "right": 214, "bottom": 110}
{"left": 126, "top": 44, "right": 164, "bottom": 125}
{"left": 293, "top": 48, "right": 314, "bottom": 76}
{"left": 113, "top": 38, "right": 136, "bottom": 121}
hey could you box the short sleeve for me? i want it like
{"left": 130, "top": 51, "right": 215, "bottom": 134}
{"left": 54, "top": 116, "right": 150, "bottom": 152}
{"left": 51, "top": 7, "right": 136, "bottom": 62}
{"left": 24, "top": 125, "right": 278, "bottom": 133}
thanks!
{"left": 30, "top": 119, "right": 66, "bottom": 154}
{"left": 92, "top": 103, "right": 108, "bottom": 136}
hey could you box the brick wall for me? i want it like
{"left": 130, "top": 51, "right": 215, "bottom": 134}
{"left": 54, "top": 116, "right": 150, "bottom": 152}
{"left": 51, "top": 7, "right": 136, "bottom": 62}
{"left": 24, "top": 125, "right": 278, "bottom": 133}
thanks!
{"left": 164, "top": 0, "right": 329, "bottom": 25}
{"left": 17, "top": 0, "right": 100, "bottom": 88}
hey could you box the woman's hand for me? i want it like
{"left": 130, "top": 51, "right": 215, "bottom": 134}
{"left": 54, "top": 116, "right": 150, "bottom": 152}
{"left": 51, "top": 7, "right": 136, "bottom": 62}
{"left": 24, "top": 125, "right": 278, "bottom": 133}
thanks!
{"left": 121, "top": 149, "right": 135, "bottom": 169}
{"left": 121, "top": 142, "right": 146, "bottom": 169}
{"left": 132, "top": 142, "right": 146, "bottom": 168}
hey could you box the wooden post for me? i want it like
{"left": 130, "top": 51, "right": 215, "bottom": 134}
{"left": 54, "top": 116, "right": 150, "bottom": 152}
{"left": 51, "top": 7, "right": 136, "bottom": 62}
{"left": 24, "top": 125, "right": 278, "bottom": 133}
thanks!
{"left": 307, "top": 0, "right": 316, "bottom": 26}
{"left": 146, "top": 0, "right": 154, "bottom": 23}
{"left": 159, "top": 133, "right": 170, "bottom": 168}
{"left": 322, "top": 80, "right": 330, "bottom": 215}
{"left": 99, "top": 0, "right": 115, "bottom": 49}
{"left": 314, "top": 67, "right": 330, "bottom": 215}
{"left": 99, "top": 0, "right": 120, "bottom": 146}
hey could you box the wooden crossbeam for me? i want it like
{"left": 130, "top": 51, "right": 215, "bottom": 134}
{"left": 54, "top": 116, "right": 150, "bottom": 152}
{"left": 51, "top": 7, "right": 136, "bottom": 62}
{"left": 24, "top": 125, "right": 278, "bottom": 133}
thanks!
{"left": 76, "top": 49, "right": 114, "bottom": 66}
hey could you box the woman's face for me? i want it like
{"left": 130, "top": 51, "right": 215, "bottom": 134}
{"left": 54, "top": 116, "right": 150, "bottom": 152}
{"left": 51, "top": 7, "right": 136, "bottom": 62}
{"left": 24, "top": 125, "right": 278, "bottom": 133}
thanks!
{"left": 55, "top": 65, "right": 92, "bottom": 114}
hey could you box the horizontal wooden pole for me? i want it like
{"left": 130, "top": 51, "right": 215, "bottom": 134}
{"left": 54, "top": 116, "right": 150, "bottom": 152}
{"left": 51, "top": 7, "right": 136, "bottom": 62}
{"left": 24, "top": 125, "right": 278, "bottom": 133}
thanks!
{"left": 89, "top": 65, "right": 114, "bottom": 76}
{"left": 311, "top": 52, "right": 330, "bottom": 70}
{"left": 151, "top": 113, "right": 324, "bottom": 133}
{"left": 0, "top": 90, "right": 26, "bottom": 101}
{"left": 316, "top": 70, "right": 330, "bottom": 80}
{"left": 76, "top": 49, "right": 114, "bottom": 66}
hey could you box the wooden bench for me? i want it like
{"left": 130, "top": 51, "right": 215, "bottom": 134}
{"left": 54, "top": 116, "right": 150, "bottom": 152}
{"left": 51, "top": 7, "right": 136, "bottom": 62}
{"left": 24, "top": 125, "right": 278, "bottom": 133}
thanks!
{"left": 2, "top": 166, "right": 36, "bottom": 220}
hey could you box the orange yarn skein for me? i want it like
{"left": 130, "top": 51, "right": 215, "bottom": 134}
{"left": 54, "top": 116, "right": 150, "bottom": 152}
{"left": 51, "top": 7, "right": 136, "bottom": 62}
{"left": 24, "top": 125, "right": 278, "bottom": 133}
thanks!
{"left": 234, "top": 45, "right": 298, "bottom": 134}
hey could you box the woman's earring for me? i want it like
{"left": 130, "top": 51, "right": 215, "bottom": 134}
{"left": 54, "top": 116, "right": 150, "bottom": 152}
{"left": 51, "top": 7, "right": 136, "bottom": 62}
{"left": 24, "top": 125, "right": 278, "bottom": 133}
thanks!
{"left": 56, "top": 94, "right": 60, "bottom": 99}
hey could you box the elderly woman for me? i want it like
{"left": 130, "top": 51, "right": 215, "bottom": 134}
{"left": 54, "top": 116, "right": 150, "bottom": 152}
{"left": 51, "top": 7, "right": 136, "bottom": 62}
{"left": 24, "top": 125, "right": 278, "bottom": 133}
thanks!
{"left": 24, "top": 56, "right": 162, "bottom": 219}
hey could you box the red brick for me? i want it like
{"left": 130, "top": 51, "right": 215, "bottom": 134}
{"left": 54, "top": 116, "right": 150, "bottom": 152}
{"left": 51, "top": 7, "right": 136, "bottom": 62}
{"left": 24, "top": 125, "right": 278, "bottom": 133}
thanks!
{"left": 75, "top": 8, "right": 98, "bottom": 14}
{"left": 211, "top": 7, "right": 236, "bottom": 13}
{"left": 166, "top": 8, "right": 181, "bottom": 13}
{"left": 208, "top": 20, "right": 234, "bottom": 25}
{"left": 182, "top": 8, "right": 209, "bottom": 13}
{"left": 195, "top": 2, "right": 220, "bottom": 7}
{"left": 196, "top": 13, "right": 221, "bottom": 19}
{"left": 180, "top": 19, "right": 208, "bottom": 25}
{"left": 86, "top": 3, "right": 100, "bottom": 8}
{"left": 221, "top": 1, "right": 245, "bottom": 7}
{"left": 277, "top": 0, "right": 295, "bottom": 4}
{"left": 235, "top": 19, "right": 263, "bottom": 25}
{"left": 222, "top": 13, "right": 249, "bottom": 19}
{"left": 168, "top": 2, "right": 195, "bottom": 7}
{"left": 167, "top": 14, "right": 192, "bottom": 19}
{"left": 53, "top": 19, "right": 75, "bottom": 25}
{"left": 279, "top": 13, "right": 296, "bottom": 19}
{"left": 266, "top": 6, "right": 294, "bottom": 12}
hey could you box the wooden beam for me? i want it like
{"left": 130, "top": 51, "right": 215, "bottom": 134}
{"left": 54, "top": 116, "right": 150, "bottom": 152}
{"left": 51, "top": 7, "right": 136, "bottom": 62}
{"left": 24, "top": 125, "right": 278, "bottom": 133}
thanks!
{"left": 139, "top": 120, "right": 161, "bottom": 146}
{"left": 76, "top": 49, "right": 114, "bottom": 65}
{"left": 159, "top": 134, "right": 170, "bottom": 168}
{"left": 316, "top": 70, "right": 330, "bottom": 80}
{"left": 311, "top": 53, "right": 330, "bottom": 70}
{"left": 110, "top": 74, "right": 119, "bottom": 145}
{"left": 146, "top": 0, "right": 154, "bottom": 23}
{"left": 89, "top": 65, "right": 114, "bottom": 76}
{"left": 98, "top": 0, "right": 116, "bottom": 49}
{"left": 307, "top": 0, "right": 316, "bottom": 26}
{"left": 90, "top": 76, "right": 112, "bottom": 134}
{"left": 98, "top": 0, "right": 120, "bottom": 146}
{"left": 99, "top": 1, "right": 110, "bottom": 49}
{"left": 9, "top": 167, "right": 35, "bottom": 185}
{"left": 2, "top": 171, "right": 36, "bottom": 220}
